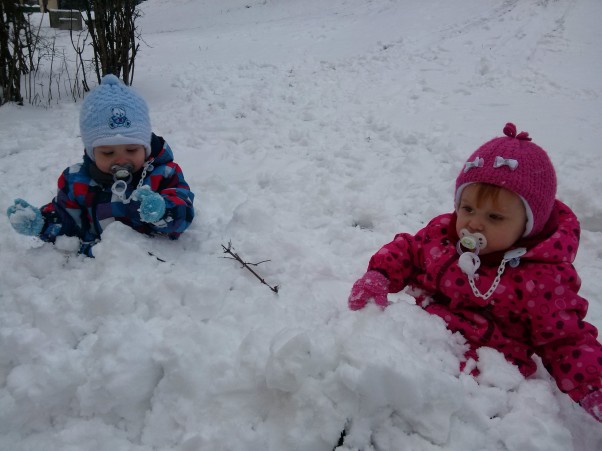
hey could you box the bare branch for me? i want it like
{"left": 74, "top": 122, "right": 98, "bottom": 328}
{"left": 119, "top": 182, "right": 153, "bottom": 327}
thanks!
{"left": 221, "top": 242, "right": 279, "bottom": 294}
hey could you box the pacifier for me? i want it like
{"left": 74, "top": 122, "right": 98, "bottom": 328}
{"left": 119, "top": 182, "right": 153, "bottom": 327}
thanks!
{"left": 456, "top": 228, "right": 487, "bottom": 255}
{"left": 111, "top": 163, "right": 134, "bottom": 183}
{"left": 456, "top": 229, "right": 487, "bottom": 279}
{"left": 111, "top": 164, "right": 133, "bottom": 202}
{"left": 458, "top": 251, "right": 481, "bottom": 278}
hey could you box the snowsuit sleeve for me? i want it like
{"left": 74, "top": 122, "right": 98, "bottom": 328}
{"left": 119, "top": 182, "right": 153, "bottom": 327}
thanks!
{"left": 524, "top": 270, "right": 602, "bottom": 402}
{"left": 367, "top": 233, "right": 418, "bottom": 292}
{"left": 139, "top": 157, "right": 195, "bottom": 239}
{"left": 366, "top": 217, "right": 443, "bottom": 293}
{"left": 39, "top": 167, "right": 92, "bottom": 243}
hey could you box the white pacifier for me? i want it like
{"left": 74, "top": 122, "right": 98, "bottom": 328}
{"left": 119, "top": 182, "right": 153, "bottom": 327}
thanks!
{"left": 456, "top": 229, "right": 487, "bottom": 279}
{"left": 458, "top": 251, "right": 480, "bottom": 278}
{"left": 457, "top": 228, "right": 487, "bottom": 253}
{"left": 456, "top": 228, "right": 527, "bottom": 301}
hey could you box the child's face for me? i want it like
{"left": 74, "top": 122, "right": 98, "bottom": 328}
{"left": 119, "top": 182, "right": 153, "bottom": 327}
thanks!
{"left": 93, "top": 144, "right": 146, "bottom": 174}
{"left": 456, "top": 184, "right": 527, "bottom": 255}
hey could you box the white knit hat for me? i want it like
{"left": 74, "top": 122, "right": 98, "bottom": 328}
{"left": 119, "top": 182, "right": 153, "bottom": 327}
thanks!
{"left": 79, "top": 74, "right": 152, "bottom": 160}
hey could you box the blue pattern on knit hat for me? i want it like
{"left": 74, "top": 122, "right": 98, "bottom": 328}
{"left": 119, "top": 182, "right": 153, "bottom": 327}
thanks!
{"left": 79, "top": 74, "right": 152, "bottom": 161}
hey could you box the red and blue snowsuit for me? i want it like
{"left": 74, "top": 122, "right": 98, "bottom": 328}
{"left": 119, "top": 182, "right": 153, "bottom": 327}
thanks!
{"left": 367, "top": 200, "right": 602, "bottom": 403}
{"left": 39, "top": 134, "right": 194, "bottom": 256}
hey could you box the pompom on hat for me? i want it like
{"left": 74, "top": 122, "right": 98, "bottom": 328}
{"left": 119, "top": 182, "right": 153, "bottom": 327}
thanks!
{"left": 79, "top": 74, "right": 152, "bottom": 161}
{"left": 455, "top": 123, "right": 557, "bottom": 237}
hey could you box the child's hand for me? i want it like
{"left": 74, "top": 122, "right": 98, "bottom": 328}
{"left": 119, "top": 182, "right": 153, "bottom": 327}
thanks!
{"left": 6, "top": 199, "right": 44, "bottom": 236}
{"left": 581, "top": 390, "right": 602, "bottom": 422}
{"left": 132, "top": 187, "right": 166, "bottom": 223}
{"left": 348, "top": 270, "right": 390, "bottom": 310}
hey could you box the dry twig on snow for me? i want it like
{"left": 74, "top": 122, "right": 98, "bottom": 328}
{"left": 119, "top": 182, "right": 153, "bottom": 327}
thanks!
{"left": 221, "top": 241, "right": 279, "bottom": 293}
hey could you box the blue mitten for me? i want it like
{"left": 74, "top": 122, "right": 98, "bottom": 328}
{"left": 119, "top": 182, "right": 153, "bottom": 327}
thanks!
{"left": 7, "top": 198, "right": 44, "bottom": 236}
{"left": 132, "top": 187, "right": 166, "bottom": 223}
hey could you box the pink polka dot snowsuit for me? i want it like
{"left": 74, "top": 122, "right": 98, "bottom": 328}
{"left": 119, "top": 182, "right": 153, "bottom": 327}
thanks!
{"left": 367, "top": 200, "right": 602, "bottom": 403}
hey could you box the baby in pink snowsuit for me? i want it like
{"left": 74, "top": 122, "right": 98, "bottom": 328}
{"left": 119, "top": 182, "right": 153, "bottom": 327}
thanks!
{"left": 348, "top": 123, "right": 602, "bottom": 422}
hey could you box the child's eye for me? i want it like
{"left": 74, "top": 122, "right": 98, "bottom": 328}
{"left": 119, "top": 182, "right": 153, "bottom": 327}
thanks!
{"left": 461, "top": 206, "right": 473, "bottom": 213}
{"left": 127, "top": 148, "right": 140, "bottom": 154}
{"left": 489, "top": 214, "right": 504, "bottom": 221}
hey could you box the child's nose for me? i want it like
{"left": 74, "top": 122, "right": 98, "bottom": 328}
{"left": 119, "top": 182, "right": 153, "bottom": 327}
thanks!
{"left": 467, "top": 218, "right": 484, "bottom": 232}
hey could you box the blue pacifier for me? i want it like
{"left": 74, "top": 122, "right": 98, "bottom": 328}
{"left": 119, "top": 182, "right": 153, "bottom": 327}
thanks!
{"left": 111, "top": 163, "right": 133, "bottom": 182}
{"left": 111, "top": 164, "right": 134, "bottom": 201}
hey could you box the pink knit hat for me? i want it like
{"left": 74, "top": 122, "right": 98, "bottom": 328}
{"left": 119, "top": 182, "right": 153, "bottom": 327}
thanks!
{"left": 455, "top": 123, "right": 557, "bottom": 237}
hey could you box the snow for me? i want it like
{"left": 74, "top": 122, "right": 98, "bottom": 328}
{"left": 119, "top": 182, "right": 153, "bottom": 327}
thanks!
{"left": 1, "top": 0, "right": 602, "bottom": 449}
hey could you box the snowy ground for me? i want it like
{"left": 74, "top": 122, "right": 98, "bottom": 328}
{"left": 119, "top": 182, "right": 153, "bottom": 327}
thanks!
{"left": 1, "top": 0, "right": 602, "bottom": 450}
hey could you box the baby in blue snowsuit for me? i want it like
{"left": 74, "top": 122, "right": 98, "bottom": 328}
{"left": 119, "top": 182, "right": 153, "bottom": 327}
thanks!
{"left": 7, "top": 75, "right": 195, "bottom": 256}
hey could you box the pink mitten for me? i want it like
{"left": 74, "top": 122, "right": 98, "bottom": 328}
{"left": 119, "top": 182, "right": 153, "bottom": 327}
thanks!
{"left": 348, "top": 270, "right": 390, "bottom": 310}
{"left": 581, "top": 390, "right": 602, "bottom": 422}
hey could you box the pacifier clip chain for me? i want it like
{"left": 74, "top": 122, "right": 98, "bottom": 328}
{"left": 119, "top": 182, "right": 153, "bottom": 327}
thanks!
{"left": 110, "top": 158, "right": 155, "bottom": 204}
{"left": 456, "top": 227, "right": 526, "bottom": 302}
{"left": 459, "top": 247, "right": 526, "bottom": 302}
{"left": 466, "top": 258, "right": 507, "bottom": 301}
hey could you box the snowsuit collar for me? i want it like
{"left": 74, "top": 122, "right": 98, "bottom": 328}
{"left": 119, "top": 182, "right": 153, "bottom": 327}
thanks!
{"left": 519, "top": 199, "right": 579, "bottom": 264}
